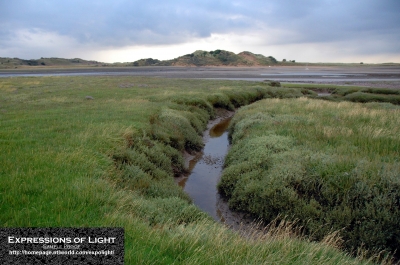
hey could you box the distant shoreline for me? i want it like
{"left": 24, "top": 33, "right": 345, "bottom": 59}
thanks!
{"left": 2, "top": 49, "right": 399, "bottom": 70}
{"left": 1, "top": 62, "right": 399, "bottom": 71}
{"left": 1, "top": 66, "right": 400, "bottom": 88}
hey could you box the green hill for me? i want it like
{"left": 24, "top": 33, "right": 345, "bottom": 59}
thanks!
{"left": 123, "top": 50, "right": 278, "bottom": 67}
{"left": 1, "top": 50, "right": 279, "bottom": 68}
{"left": 130, "top": 58, "right": 162, "bottom": 66}
{"left": 166, "top": 50, "right": 248, "bottom": 66}
{"left": 0, "top": 57, "right": 103, "bottom": 69}
{"left": 238, "top": 51, "right": 278, "bottom": 65}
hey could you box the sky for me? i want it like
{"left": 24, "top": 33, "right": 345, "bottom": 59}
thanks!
{"left": 1, "top": 0, "right": 399, "bottom": 63}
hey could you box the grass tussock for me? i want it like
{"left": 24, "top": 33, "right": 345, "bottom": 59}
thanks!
{"left": 219, "top": 98, "right": 400, "bottom": 260}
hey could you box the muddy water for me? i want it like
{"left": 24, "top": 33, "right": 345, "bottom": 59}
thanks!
{"left": 177, "top": 114, "right": 232, "bottom": 221}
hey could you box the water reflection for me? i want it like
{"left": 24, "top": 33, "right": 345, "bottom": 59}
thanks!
{"left": 209, "top": 117, "right": 231, "bottom": 137}
{"left": 178, "top": 117, "right": 232, "bottom": 220}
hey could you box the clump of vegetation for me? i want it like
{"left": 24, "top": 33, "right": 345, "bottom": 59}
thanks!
{"left": 264, "top": 80, "right": 281, "bottom": 87}
{"left": 219, "top": 98, "right": 400, "bottom": 259}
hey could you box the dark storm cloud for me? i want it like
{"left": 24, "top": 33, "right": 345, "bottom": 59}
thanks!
{"left": 1, "top": 0, "right": 399, "bottom": 55}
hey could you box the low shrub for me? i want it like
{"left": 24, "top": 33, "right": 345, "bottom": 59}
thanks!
{"left": 264, "top": 80, "right": 281, "bottom": 87}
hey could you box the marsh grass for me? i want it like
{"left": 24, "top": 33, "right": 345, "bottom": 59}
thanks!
{"left": 282, "top": 83, "right": 400, "bottom": 104}
{"left": 219, "top": 98, "right": 400, "bottom": 260}
{"left": 0, "top": 76, "right": 377, "bottom": 264}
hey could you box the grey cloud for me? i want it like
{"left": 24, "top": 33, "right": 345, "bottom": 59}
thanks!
{"left": 1, "top": 0, "right": 253, "bottom": 46}
{"left": 1, "top": 0, "right": 399, "bottom": 56}
{"left": 265, "top": 0, "right": 400, "bottom": 44}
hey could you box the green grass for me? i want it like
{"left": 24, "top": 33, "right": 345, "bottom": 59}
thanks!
{"left": 219, "top": 98, "right": 400, "bottom": 261}
{"left": 0, "top": 76, "right": 377, "bottom": 264}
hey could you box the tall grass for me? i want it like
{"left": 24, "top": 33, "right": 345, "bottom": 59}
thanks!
{"left": 219, "top": 98, "right": 400, "bottom": 260}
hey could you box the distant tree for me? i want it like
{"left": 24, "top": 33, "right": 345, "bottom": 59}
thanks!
{"left": 282, "top": 59, "right": 286, "bottom": 62}
{"left": 360, "top": 62, "right": 364, "bottom": 64}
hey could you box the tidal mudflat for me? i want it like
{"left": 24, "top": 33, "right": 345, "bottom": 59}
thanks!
{"left": 1, "top": 65, "right": 400, "bottom": 86}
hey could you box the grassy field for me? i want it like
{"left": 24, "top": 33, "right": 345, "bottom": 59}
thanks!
{"left": 219, "top": 97, "right": 400, "bottom": 261}
{"left": 0, "top": 75, "right": 381, "bottom": 264}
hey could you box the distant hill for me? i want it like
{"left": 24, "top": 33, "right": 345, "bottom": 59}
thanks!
{"left": 0, "top": 57, "right": 103, "bottom": 69}
{"left": 0, "top": 50, "right": 279, "bottom": 69}
{"left": 238, "top": 51, "right": 278, "bottom": 65}
{"left": 128, "top": 50, "right": 278, "bottom": 67}
{"left": 130, "top": 58, "right": 162, "bottom": 67}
